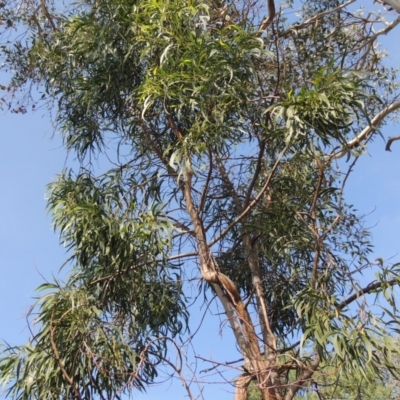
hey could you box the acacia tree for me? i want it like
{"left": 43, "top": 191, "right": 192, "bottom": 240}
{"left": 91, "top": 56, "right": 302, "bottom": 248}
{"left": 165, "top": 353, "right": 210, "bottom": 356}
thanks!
{"left": 1, "top": 0, "right": 400, "bottom": 399}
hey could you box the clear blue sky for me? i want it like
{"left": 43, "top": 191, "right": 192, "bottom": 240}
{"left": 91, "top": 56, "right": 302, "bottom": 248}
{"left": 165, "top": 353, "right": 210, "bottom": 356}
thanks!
{"left": 0, "top": 7, "right": 399, "bottom": 400}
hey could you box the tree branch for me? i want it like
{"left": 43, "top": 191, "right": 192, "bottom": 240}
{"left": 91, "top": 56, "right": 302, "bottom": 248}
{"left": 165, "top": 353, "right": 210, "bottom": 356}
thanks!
{"left": 385, "top": 134, "right": 400, "bottom": 151}
{"left": 361, "top": 16, "right": 400, "bottom": 51}
{"left": 258, "top": 0, "right": 276, "bottom": 34}
{"left": 338, "top": 278, "right": 400, "bottom": 310}
{"left": 331, "top": 101, "right": 400, "bottom": 159}
{"left": 212, "top": 283, "right": 252, "bottom": 364}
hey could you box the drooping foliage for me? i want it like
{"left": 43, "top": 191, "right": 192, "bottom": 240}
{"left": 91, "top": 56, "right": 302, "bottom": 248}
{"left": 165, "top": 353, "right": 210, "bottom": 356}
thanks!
{"left": 0, "top": 0, "right": 400, "bottom": 399}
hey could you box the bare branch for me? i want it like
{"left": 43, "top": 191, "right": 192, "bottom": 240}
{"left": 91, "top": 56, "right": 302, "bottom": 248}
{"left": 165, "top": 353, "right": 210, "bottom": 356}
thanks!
{"left": 331, "top": 101, "right": 400, "bottom": 159}
{"left": 385, "top": 134, "right": 400, "bottom": 151}
{"left": 168, "top": 251, "right": 199, "bottom": 261}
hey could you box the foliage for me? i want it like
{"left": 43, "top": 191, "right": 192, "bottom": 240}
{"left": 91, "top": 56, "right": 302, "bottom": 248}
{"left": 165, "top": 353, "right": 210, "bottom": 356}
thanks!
{"left": 0, "top": 0, "right": 400, "bottom": 399}
{"left": 298, "top": 364, "right": 400, "bottom": 399}
{"left": 249, "top": 348, "right": 400, "bottom": 399}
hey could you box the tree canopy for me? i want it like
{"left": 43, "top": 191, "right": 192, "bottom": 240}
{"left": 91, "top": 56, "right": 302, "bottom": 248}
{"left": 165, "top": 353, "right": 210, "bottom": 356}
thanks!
{"left": 0, "top": 0, "right": 400, "bottom": 399}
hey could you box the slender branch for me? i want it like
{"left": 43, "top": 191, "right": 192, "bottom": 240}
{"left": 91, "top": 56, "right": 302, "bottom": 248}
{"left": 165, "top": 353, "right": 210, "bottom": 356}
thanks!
{"left": 244, "top": 140, "right": 266, "bottom": 208}
{"left": 185, "top": 295, "right": 217, "bottom": 344}
{"left": 278, "top": 341, "right": 301, "bottom": 354}
{"left": 139, "top": 117, "right": 177, "bottom": 175}
{"left": 385, "top": 134, "right": 400, "bottom": 151}
{"left": 168, "top": 251, "right": 199, "bottom": 261}
{"left": 338, "top": 278, "right": 399, "bottom": 310}
{"left": 215, "top": 153, "right": 243, "bottom": 212}
{"left": 369, "top": 16, "right": 400, "bottom": 41}
{"left": 162, "top": 341, "right": 196, "bottom": 400}
{"left": 199, "top": 149, "right": 213, "bottom": 215}
{"left": 331, "top": 101, "right": 400, "bottom": 159}
{"left": 169, "top": 216, "right": 193, "bottom": 234}
{"left": 310, "top": 158, "right": 325, "bottom": 221}
{"left": 197, "top": 355, "right": 244, "bottom": 374}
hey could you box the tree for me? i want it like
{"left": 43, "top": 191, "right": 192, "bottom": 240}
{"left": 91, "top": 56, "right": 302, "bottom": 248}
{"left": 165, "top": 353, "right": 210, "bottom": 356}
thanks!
{"left": 0, "top": 0, "right": 400, "bottom": 399}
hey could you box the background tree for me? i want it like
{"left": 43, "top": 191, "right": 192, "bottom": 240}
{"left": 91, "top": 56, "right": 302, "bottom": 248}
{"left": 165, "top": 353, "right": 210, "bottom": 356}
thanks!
{"left": 0, "top": 0, "right": 400, "bottom": 399}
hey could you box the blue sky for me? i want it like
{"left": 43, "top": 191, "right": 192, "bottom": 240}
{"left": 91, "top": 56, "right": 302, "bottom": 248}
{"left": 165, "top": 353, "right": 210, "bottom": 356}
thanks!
{"left": 0, "top": 7, "right": 400, "bottom": 400}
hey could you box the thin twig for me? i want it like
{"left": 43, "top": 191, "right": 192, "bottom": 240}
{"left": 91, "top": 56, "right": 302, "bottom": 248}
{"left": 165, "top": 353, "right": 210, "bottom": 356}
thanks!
{"left": 199, "top": 149, "right": 213, "bottom": 215}
{"left": 338, "top": 278, "right": 400, "bottom": 310}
